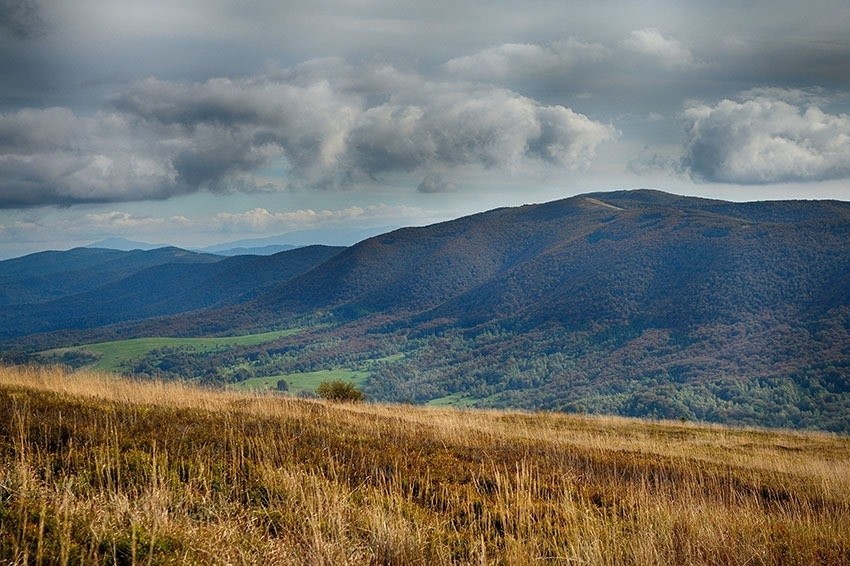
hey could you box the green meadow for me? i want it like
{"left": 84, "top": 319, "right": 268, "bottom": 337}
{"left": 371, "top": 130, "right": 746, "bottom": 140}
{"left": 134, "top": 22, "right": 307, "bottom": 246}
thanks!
{"left": 426, "top": 392, "right": 480, "bottom": 407}
{"left": 39, "top": 329, "right": 301, "bottom": 372}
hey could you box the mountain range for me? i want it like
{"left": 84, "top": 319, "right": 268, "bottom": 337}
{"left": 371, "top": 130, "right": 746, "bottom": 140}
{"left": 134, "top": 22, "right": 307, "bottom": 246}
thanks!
{"left": 197, "top": 225, "right": 398, "bottom": 255}
{"left": 0, "top": 246, "right": 343, "bottom": 339}
{"left": 3, "top": 190, "right": 849, "bottom": 431}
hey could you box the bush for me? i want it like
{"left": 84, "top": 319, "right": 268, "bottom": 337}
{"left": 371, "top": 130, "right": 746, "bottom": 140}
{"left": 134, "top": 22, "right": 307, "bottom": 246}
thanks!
{"left": 316, "top": 380, "right": 365, "bottom": 402}
{"left": 276, "top": 379, "right": 289, "bottom": 392}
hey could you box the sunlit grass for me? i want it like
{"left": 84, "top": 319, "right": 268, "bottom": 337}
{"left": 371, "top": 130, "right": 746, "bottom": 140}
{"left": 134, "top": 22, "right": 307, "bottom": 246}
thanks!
{"left": 1, "top": 364, "right": 849, "bottom": 564}
{"left": 231, "top": 369, "right": 369, "bottom": 394}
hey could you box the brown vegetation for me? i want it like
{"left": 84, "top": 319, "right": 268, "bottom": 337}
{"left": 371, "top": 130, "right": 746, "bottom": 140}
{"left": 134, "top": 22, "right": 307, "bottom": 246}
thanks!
{"left": 316, "top": 379, "right": 366, "bottom": 402}
{"left": 1, "top": 364, "right": 849, "bottom": 564}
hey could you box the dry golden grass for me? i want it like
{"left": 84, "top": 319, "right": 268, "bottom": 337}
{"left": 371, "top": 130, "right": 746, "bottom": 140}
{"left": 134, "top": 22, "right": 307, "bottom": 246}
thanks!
{"left": 1, "top": 364, "right": 849, "bottom": 564}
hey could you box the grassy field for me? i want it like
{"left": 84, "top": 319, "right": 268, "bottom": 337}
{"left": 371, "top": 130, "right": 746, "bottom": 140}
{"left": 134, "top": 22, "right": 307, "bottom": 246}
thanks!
{"left": 426, "top": 392, "right": 480, "bottom": 407}
{"left": 38, "top": 329, "right": 302, "bottom": 372}
{"left": 1, "top": 364, "right": 849, "bottom": 564}
{"left": 231, "top": 369, "right": 369, "bottom": 395}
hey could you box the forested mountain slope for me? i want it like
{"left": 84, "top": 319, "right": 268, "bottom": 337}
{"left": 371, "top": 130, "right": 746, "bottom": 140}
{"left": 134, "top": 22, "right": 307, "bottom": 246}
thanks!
{"left": 249, "top": 191, "right": 850, "bottom": 331}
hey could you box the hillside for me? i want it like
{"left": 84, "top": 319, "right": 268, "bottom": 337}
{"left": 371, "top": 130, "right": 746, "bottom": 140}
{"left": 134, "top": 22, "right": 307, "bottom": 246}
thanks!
{"left": 253, "top": 190, "right": 850, "bottom": 323}
{"left": 2, "top": 365, "right": 849, "bottom": 564}
{"left": 5, "top": 190, "right": 850, "bottom": 432}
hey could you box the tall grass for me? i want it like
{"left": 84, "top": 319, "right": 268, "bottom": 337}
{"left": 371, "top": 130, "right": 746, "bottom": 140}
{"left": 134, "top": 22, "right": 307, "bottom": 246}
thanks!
{"left": 1, "top": 364, "right": 849, "bottom": 564}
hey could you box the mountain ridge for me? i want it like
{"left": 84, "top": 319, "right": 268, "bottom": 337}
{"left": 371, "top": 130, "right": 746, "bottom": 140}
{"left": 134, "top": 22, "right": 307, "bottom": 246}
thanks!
{"left": 0, "top": 245, "right": 344, "bottom": 339}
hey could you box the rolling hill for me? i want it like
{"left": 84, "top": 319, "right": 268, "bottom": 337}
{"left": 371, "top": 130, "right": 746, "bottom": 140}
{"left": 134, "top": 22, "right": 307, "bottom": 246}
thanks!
{"left": 251, "top": 190, "right": 850, "bottom": 326}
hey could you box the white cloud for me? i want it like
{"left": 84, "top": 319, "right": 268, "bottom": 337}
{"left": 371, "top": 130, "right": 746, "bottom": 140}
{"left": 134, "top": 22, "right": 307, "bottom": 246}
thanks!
{"left": 735, "top": 87, "right": 831, "bottom": 107}
{"left": 81, "top": 211, "right": 192, "bottom": 231}
{"left": 212, "top": 204, "right": 426, "bottom": 232}
{"left": 442, "top": 39, "right": 608, "bottom": 82}
{"left": 622, "top": 28, "right": 698, "bottom": 69}
{"left": 0, "top": 108, "right": 179, "bottom": 207}
{"left": 0, "top": 203, "right": 427, "bottom": 253}
{"left": 348, "top": 81, "right": 618, "bottom": 174}
{"left": 681, "top": 92, "right": 850, "bottom": 184}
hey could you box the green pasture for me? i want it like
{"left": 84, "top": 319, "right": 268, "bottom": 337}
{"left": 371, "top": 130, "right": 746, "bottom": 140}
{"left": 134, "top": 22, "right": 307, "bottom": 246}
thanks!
{"left": 39, "top": 329, "right": 301, "bottom": 373}
{"left": 426, "top": 392, "right": 480, "bottom": 408}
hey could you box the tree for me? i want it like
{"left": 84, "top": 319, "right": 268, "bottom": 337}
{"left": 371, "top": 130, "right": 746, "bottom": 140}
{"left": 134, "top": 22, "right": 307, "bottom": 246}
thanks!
{"left": 316, "top": 380, "right": 365, "bottom": 402}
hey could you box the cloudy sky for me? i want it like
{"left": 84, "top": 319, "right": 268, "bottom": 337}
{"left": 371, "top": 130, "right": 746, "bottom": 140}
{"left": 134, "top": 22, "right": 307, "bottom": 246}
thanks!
{"left": 1, "top": 0, "right": 849, "bottom": 257}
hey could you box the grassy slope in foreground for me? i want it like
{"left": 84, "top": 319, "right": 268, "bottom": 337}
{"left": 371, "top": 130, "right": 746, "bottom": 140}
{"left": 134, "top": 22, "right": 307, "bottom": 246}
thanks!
{"left": 37, "top": 329, "right": 301, "bottom": 372}
{"left": 1, "top": 365, "right": 849, "bottom": 565}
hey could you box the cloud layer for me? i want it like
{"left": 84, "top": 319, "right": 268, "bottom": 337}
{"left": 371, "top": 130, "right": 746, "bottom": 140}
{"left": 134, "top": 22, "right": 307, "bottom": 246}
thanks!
{"left": 0, "top": 59, "right": 617, "bottom": 208}
{"left": 4, "top": 0, "right": 850, "bottom": 221}
{"left": 682, "top": 91, "right": 850, "bottom": 184}
{"left": 0, "top": 202, "right": 429, "bottom": 252}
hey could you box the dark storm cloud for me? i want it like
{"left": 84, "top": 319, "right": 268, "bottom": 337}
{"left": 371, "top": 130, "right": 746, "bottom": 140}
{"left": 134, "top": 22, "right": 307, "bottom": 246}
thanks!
{"left": 681, "top": 89, "right": 850, "bottom": 184}
{"left": 0, "top": 0, "right": 43, "bottom": 39}
{"left": 417, "top": 174, "right": 458, "bottom": 194}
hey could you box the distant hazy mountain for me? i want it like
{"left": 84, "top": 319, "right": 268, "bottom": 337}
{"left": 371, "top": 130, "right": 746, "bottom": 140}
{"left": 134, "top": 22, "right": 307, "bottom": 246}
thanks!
{"left": 85, "top": 237, "right": 168, "bottom": 251}
{"left": 208, "top": 244, "right": 299, "bottom": 257}
{"left": 200, "top": 226, "right": 397, "bottom": 255}
{"left": 0, "top": 247, "right": 220, "bottom": 307}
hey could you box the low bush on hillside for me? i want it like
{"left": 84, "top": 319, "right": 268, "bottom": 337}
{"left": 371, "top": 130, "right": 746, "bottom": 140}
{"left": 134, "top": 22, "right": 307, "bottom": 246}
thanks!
{"left": 316, "top": 379, "right": 365, "bottom": 402}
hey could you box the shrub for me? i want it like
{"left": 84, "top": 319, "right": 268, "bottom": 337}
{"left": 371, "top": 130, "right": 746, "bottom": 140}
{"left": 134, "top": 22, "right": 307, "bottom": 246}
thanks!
{"left": 316, "top": 380, "right": 365, "bottom": 402}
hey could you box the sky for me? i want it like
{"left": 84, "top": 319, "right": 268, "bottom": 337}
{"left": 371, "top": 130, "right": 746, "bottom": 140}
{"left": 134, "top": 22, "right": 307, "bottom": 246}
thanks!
{"left": 1, "top": 0, "right": 850, "bottom": 258}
